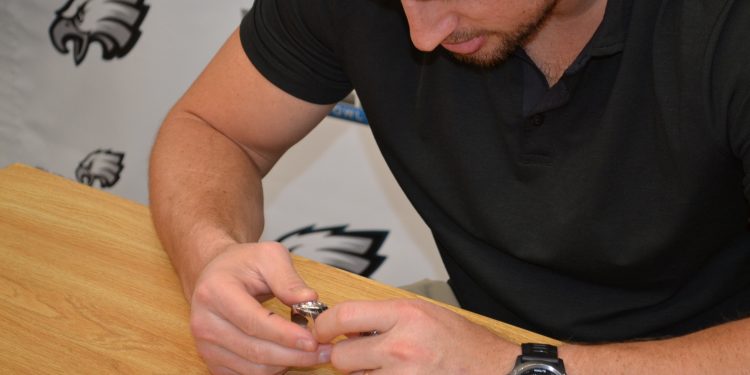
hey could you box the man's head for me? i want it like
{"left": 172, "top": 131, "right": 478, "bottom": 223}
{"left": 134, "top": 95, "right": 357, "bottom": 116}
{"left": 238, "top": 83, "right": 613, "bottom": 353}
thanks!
{"left": 401, "top": 0, "right": 558, "bottom": 67}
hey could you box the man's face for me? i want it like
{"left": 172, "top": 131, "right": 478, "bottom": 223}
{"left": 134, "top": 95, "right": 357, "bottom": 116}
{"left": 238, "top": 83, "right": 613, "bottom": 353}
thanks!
{"left": 401, "top": 0, "right": 557, "bottom": 67}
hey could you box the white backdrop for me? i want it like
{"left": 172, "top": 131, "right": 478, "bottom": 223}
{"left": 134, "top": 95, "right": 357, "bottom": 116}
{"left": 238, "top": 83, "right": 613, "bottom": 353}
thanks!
{"left": 0, "top": 0, "right": 447, "bottom": 286}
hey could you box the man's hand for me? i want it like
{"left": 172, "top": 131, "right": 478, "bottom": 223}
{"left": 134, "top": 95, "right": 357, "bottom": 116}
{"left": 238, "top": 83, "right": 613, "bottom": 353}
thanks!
{"left": 313, "top": 299, "right": 517, "bottom": 374}
{"left": 188, "top": 241, "right": 332, "bottom": 375}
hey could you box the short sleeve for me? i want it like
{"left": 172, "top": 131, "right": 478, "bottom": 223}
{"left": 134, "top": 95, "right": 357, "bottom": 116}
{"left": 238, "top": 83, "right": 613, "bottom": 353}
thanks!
{"left": 240, "top": 0, "right": 353, "bottom": 104}
{"left": 714, "top": 1, "right": 750, "bottom": 199}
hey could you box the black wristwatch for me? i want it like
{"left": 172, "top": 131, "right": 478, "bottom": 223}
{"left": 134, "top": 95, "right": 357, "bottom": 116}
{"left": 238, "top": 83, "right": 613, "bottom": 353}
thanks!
{"left": 508, "top": 343, "right": 567, "bottom": 375}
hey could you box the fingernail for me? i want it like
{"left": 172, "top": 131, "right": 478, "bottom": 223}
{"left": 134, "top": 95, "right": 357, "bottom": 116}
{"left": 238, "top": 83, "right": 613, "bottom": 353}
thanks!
{"left": 296, "top": 338, "right": 316, "bottom": 351}
{"left": 290, "top": 285, "right": 310, "bottom": 292}
{"left": 290, "top": 286, "right": 314, "bottom": 297}
{"left": 318, "top": 345, "right": 332, "bottom": 363}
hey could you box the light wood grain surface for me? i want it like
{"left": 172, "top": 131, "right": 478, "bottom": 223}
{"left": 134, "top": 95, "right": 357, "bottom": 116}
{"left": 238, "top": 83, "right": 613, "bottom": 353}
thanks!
{"left": 0, "top": 163, "right": 557, "bottom": 374}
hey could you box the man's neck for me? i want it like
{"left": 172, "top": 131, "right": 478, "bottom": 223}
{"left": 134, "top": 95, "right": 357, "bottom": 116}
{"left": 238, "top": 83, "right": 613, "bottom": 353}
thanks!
{"left": 524, "top": 0, "right": 608, "bottom": 86}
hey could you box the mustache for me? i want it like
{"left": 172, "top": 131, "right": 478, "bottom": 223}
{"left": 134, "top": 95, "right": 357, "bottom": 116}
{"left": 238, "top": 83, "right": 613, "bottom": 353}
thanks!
{"left": 442, "top": 30, "right": 488, "bottom": 44}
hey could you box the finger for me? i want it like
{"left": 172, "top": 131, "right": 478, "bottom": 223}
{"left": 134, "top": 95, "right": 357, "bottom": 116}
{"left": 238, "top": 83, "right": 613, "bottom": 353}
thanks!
{"left": 328, "top": 335, "right": 385, "bottom": 373}
{"left": 255, "top": 242, "right": 318, "bottom": 304}
{"left": 194, "top": 276, "right": 317, "bottom": 351}
{"left": 202, "top": 310, "right": 332, "bottom": 367}
{"left": 313, "top": 300, "right": 398, "bottom": 344}
{"left": 198, "top": 341, "right": 285, "bottom": 375}
{"left": 207, "top": 365, "right": 241, "bottom": 375}
{"left": 350, "top": 371, "right": 381, "bottom": 375}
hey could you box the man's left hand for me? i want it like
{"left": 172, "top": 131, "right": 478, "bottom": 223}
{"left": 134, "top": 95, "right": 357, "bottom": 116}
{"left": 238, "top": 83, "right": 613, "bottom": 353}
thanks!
{"left": 312, "top": 299, "right": 517, "bottom": 374}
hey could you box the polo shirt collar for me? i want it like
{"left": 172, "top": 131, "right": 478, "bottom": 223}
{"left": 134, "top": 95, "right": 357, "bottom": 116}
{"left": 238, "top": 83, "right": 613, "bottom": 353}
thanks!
{"left": 512, "top": 0, "right": 633, "bottom": 116}
{"left": 513, "top": 0, "right": 631, "bottom": 71}
{"left": 566, "top": 0, "right": 632, "bottom": 74}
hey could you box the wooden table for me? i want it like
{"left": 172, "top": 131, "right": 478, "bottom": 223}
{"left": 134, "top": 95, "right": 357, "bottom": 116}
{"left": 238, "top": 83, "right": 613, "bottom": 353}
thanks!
{"left": 0, "top": 164, "right": 557, "bottom": 374}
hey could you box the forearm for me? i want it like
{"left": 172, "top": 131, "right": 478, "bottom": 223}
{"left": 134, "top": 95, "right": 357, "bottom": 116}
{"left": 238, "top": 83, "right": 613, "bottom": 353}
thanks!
{"left": 149, "top": 111, "right": 265, "bottom": 299}
{"left": 560, "top": 317, "right": 750, "bottom": 374}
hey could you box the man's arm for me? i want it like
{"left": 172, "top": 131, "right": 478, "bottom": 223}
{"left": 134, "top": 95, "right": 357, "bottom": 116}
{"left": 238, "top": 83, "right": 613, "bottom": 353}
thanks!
{"left": 561, "top": 316, "right": 750, "bottom": 374}
{"left": 149, "top": 28, "right": 335, "bottom": 373}
{"left": 150, "top": 27, "right": 332, "bottom": 298}
{"left": 313, "top": 300, "right": 750, "bottom": 374}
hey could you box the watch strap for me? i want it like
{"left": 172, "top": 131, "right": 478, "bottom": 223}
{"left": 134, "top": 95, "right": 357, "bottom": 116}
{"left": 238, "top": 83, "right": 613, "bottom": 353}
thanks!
{"left": 521, "top": 343, "right": 558, "bottom": 360}
{"left": 515, "top": 343, "right": 566, "bottom": 374}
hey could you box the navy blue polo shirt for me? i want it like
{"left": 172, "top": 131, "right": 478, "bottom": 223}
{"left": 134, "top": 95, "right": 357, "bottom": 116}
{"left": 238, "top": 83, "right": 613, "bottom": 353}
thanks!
{"left": 241, "top": 0, "right": 750, "bottom": 342}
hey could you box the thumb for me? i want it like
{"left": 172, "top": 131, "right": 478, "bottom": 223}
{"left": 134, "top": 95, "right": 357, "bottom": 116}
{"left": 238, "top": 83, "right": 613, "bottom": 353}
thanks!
{"left": 258, "top": 242, "right": 319, "bottom": 305}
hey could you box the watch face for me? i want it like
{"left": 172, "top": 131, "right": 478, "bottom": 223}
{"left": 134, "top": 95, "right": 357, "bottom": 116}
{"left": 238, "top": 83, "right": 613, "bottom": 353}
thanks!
{"left": 519, "top": 369, "right": 558, "bottom": 375}
{"left": 514, "top": 363, "right": 564, "bottom": 375}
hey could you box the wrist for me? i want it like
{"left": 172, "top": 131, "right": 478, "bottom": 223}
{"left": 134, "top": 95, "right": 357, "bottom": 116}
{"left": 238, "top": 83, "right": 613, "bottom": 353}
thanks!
{"left": 173, "top": 228, "right": 240, "bottom": 300}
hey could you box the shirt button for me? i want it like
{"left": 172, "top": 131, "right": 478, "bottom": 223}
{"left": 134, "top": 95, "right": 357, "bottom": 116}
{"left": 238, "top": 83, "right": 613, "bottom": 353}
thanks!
{"left": 530, "top": 114, "right": 545, "bottom": 127}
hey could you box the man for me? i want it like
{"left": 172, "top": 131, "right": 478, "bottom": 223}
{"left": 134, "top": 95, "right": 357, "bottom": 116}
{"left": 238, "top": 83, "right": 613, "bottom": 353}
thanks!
{"left": 149, "top": 0, "right": 750, "bottom": 373}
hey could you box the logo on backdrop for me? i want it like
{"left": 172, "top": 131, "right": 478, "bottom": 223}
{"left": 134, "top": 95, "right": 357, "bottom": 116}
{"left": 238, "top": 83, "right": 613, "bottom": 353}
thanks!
{"left": 49, "top": 0, "right": 150, "bottom": 65}
{"left": 75, "top": 149, "right": 125, "bottom": 189}
{"left": 278, "top": 225, "right": 388, "bottom": 277}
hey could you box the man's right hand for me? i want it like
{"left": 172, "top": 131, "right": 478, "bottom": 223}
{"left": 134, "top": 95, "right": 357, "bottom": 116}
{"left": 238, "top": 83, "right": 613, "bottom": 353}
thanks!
{"left": 149, "top": 26, "right": 338, "bottom": 374}
{"left": 188, "top": 241, "right": 332, "bottom": 375}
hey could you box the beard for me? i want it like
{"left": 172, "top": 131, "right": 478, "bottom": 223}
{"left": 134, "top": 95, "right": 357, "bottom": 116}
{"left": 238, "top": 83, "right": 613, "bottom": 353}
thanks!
{"left": 446, "top": 1, "right": 557, "bottom": 68}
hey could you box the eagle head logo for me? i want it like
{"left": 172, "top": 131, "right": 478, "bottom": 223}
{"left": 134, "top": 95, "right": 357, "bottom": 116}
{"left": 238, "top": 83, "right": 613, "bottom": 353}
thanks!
{"left": 49, "top": 0, "right": 150, "bottom": 65}
{"left": 75, "top": 149, "right": 125, "bottom": 189}
{"left": 278, "top": 225, "right": 388, "bottom": 277}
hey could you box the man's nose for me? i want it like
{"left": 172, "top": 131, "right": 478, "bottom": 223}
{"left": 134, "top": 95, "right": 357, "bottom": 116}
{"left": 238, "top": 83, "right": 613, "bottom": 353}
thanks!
{"left": 401, "top": 0, "right": 458, "bottom": 51}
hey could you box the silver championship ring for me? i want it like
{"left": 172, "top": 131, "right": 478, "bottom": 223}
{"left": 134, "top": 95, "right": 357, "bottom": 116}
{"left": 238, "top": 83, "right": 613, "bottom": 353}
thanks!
{"left": 291, "top": 301, "right": 328, "bottom": 328}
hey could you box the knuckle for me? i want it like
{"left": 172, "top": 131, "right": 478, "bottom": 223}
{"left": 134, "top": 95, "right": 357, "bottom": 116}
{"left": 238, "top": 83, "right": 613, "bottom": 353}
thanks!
{"left": 195, "top": 342, "right": 219, "bottom": 363}
{"left": 396, "top": 299, "right": 429, "bottom": 318}
{"left": 386, "top": 338, "right": 433, "bottom": 364}
{"left": 191, "top": 279, "right": 217, "bottom": 305}
{"left": 242, "top": 342, "right": 266, "bottom": 362}
{"left": 260, "top": 241, "right": 289, "bottom": 256}
{"left": 241, "top": 310, "right": 261, "bottom": 337}
{"left": 393, "top": 299, "right": 442, "bottom": 330}
{"left": 189, "top": 314, "right": 215, "bottom": 342}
